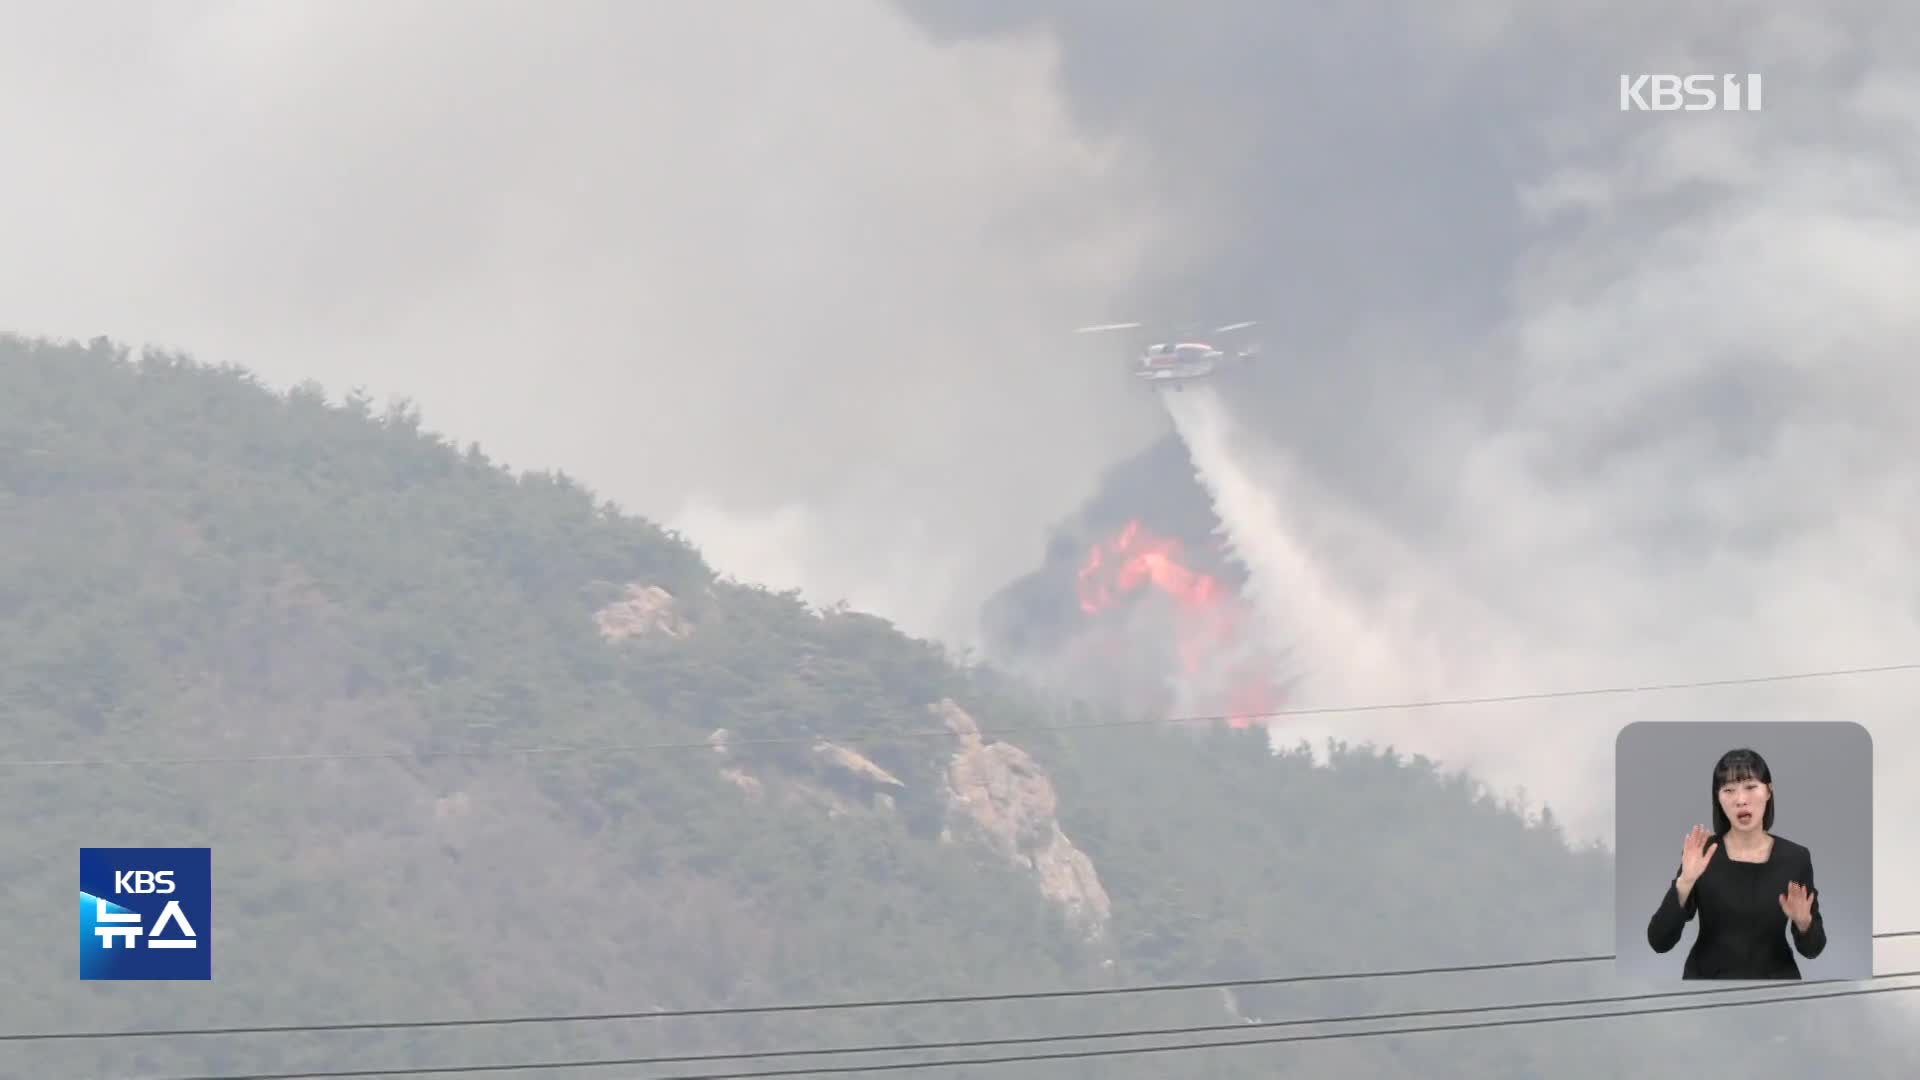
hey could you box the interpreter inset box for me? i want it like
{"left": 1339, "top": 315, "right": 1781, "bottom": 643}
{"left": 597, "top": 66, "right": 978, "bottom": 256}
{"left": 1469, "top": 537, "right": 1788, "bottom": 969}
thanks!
{"left": 1614, "top": 721, "right": 1871, "bottom": 983}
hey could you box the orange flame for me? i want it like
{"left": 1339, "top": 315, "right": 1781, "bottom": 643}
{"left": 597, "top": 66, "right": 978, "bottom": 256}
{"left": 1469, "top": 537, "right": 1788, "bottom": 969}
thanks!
{"left": 1077, "top": 521, "right": 1220, "bottom": 614}
{"left": 1076, "top": 520, "right": 1280, "bottom": 727}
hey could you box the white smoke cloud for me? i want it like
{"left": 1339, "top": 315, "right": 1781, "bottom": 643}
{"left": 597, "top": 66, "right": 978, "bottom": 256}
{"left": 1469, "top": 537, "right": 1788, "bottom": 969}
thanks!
{"left": 1472, "top": 94, "right": 1920, "bottom": 962}
{"left": 1161, "top": 72, "right": 1920, "bottom": 992}
{"left": 0, "top": 0, "right": 1168, "bottom": 648}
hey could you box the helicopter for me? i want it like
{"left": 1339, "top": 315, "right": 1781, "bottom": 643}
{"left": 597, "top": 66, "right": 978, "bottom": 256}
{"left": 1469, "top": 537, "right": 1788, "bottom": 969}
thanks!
{"left": 1072, "top": 320, "right": 1260, "bottom": 390}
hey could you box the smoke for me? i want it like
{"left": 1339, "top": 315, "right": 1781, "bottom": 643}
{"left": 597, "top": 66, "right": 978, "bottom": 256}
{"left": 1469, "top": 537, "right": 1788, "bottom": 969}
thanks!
{"left": 0, "top": 0, "right": 1170, "bottom": 649}
{"left": 1067, "top": 515, "right": 1285, "bottom": 725}
{"left": 1166, "top": 386, "right": 1421, "bottom": 701}
{"left": 904, "top": 1, "right": 1920, "bottom": 993}
{"left": 1164, "top": 384, "right": 1611, "bottom": 828}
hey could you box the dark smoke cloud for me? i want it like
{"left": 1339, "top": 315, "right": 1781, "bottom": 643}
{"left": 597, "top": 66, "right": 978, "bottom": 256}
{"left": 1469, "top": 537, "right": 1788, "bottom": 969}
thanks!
{"left": 898, "top": 0, "right": 1920, "bottom": 635}
{"left": 895, "top": 1, "right": 1546, "bottom": 528}
{"left": 896, "top": 1, "right": 1915, "bottom": 541}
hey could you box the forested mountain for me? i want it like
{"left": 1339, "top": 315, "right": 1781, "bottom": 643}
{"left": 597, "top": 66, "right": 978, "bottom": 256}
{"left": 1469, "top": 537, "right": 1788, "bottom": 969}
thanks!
{"left": 2, "top": 333, "right": 1910, "bottom": 1079}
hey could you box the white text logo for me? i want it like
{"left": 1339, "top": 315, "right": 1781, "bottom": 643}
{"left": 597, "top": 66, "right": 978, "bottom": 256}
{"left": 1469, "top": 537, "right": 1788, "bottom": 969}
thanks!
{"left": 93, "top": 897, "right": 199, "bottom": 949}
{"left": 1620, "top": 74, "right": 1762, "bottom": 111}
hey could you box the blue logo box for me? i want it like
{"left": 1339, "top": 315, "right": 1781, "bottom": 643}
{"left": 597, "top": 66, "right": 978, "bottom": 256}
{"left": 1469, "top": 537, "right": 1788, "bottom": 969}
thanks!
{"left": 79, "top": 847, "right": 211, "bottom": 980}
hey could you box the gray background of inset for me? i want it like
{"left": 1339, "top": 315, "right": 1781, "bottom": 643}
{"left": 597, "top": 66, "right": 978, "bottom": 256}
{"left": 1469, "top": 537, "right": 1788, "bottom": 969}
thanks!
{"left": 1614, "top": 720, "right": 1873, "bottom": 983}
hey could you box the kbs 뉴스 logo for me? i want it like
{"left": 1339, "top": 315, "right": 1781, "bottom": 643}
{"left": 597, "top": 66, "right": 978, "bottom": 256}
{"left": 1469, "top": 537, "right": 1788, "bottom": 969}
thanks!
{"left": 79, "top": 847, "right": 212, "bottom": 980}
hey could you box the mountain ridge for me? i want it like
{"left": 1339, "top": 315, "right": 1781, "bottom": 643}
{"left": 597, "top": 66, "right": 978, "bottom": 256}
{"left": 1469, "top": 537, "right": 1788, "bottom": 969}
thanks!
{"left": 2, "top": 331, "right": 1911, "bottom": 1079}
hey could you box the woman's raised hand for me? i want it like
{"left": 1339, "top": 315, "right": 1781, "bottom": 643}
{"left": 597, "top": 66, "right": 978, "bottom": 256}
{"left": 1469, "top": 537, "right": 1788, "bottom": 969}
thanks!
{"left": 1679, "top": 824, "right": 1717, "bottom": 883}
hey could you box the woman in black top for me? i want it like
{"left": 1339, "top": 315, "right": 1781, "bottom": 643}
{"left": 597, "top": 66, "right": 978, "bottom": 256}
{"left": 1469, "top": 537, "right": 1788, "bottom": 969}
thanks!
{"left": 1646, "top": 748, "right": 1825, "bottom": 979}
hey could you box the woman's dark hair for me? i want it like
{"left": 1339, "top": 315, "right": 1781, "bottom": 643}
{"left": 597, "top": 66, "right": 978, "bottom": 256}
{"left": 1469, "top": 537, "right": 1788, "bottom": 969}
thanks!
{"left": 1711, "top": 747, "right": 1774, "bottom": 834}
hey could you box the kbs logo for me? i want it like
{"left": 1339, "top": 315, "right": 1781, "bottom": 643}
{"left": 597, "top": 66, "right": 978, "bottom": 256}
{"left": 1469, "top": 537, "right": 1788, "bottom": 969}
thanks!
{"left": 79, "top": 847, "right": 211, "bottom": 980}
{"left": 1620, "top": 74, "right": 1763, "bottom": 111}
{"left": 114, "top": 870, "right": 176, "bottom": 894}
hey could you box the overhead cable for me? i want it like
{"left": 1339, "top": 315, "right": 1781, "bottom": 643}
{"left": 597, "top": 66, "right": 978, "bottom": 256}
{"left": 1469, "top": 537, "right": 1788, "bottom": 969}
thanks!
{"left": 141, "top": 979, "right": 1920, "bottom": 1080}
{"left": 17, "top": 930, "right": 1920, "bottom": 1043}
{"left": 4, "top": 661, "right": 1915, "bottom": 769}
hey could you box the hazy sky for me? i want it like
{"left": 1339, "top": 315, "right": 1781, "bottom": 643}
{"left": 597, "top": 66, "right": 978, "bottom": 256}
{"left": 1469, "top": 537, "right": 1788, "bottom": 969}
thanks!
{"left": 6, "top": 0, "right": 1920, "bottom": 1020}
{"left": 0, "top": 0, "right": 1179, "bottom": 645}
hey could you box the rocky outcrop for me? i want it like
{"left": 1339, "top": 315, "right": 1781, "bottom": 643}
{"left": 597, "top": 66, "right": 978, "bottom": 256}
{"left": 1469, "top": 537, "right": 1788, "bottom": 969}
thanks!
{"left": 720, "top": 767, "right": 762, "bottom": 796}
{"left": 932, "top": 699, "right": 1112, "bottom": 943}
{"left": 704, "top": 698, "right": 1112, "bottom": 945}
{"left": 594, "top": 583, "right": 691, "bottom": 640}
{"left": 707, "top": 731, "right": 900, "bottom": 818}
{"left": 813, "top": 741, "right": 904, "bottom": 789}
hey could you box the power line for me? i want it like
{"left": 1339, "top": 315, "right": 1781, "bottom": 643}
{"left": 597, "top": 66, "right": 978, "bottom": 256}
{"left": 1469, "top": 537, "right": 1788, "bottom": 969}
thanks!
{"left": 145, "top": 980, "right": 1920, "bottom": 1080}
{"left": 4, "top": 660, "right": 1916, "bottom": 768}
{"left": 19, "top": 930, "right": 1920, "bottom": 1043}
{"left": 89, "top": 969, "right": 1920, "bottom": 1073}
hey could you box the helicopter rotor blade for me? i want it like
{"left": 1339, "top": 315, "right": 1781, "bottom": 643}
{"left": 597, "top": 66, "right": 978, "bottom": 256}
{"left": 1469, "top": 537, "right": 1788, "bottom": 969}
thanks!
{"left": 1213, "top": 320, "right": 1257, "bottom": 334}
{"left": 1073, "top": 322, "right": 1143, "bottom": 334}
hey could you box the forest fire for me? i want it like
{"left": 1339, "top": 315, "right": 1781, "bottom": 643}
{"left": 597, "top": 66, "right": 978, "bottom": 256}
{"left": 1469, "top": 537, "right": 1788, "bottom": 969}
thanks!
{"left": 1076, "top": 520, "right": 1281, "bottom": 727}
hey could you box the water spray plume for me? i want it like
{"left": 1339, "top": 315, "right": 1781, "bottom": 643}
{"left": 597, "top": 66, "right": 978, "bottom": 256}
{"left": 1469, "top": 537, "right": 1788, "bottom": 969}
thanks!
{"left": 1161, "top": 385, "right": 1418, "bottom": 705}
